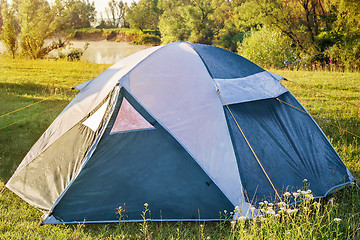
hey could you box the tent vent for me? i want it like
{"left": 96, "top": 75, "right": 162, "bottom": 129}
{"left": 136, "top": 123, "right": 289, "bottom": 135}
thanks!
{"left": 110, "top": 98, "right": 154, "bottom": 134}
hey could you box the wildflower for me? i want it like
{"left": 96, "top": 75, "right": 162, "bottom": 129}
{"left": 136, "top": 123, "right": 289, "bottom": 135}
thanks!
{"left": 283, "top": 192, "right": 291, "bottom": 197}
{"left": 286, "top": 209, "right": 298, "bottom": 214}
{"left": 250, "top": 207, "right": 256, "bottom": 211}
{"left": 293, "top": 192, "right": 299, "bottom": 197}
{"left": 230, "top": 212, "right": 233, "bottom": 215}
{"left": 264, "top": 201, "right": 268, "bottom": 204}
{"left": 238, "top": 216, "right": 247, "bottom": 221}
{"left": 266, "top": 209, "right": 275, "bottom": 215}
{"left": 306, "top": 194, "right": 314, "bottom": 200}
{"left": 224, "top": 210, "right": 227, "bottom": 214}
{"left": 303, "top": 179, "right": 308, "bottom": 183}
{"left": 235, "top": 206, "right": 240, "bottom": 211}
{"left": 144, "top": 203, "right": 149, "bottom": 208}
{"left": 277, "top": 202, "right": 286, "bottom": 206}
{"left": 334, "top": 218, "right": 342, "bottom": 222}
{"left": 259, "top": 202, "right": 264, "bottom": 206}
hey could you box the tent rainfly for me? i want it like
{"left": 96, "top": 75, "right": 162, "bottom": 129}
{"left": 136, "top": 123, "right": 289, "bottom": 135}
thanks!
{"left": 6, "top": 41, "right": 354, "bottom": 224}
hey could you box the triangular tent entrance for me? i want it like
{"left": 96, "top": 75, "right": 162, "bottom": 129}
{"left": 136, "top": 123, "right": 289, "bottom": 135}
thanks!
{"left": 110, "top": 98, "right": 154, "bottom": 134}
{"left": 6, "top": 41, "right": 354, "bottom": 224}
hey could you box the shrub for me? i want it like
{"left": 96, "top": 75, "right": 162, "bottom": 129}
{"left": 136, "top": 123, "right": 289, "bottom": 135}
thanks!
{"left": 238, "top": 26, "right": 299, "bottom": 69}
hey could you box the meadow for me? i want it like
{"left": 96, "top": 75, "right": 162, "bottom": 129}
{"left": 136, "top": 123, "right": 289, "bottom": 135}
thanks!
{"left": 0, "top": 57, "right": 359, "bottom": 239}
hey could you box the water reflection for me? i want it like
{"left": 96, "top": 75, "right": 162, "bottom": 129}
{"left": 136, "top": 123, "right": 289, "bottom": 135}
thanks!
{"left": 72, "top": 40, "right": 150, "bottom": 64}
{"left": 0, "top": 40, "right": 151, "bottom": 64}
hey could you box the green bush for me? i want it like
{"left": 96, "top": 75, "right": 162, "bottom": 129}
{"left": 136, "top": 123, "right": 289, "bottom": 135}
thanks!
{"left": 238, "top": 26, "right": 299, "bottom": 69}
{"left": 131, "top": 34, "right": 161, "bottom": 45}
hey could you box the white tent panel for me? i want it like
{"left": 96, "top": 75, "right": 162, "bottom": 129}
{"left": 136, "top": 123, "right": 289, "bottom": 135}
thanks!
{"left": 122, "top": 42, "right": 249, "bottom": 209}
{"left": 214, "top": 71, "right": 288, "bottom": 105}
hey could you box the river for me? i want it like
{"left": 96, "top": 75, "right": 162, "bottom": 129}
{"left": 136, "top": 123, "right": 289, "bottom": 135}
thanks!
{"left": 0, "top": 40, "right": 151, "bottom": 64}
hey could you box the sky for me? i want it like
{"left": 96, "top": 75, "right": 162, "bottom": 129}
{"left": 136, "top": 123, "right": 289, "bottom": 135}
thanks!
{"left": 92, "top": 0, "right": 135, "bottom": 17}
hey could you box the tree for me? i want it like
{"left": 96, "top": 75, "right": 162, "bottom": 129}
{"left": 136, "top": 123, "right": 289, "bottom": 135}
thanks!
{"left": 105, "top": 0, "right": 128, "bottom": 28}
{"left": 0, "top": 0, "right": 5, "bottom": 33}
{"left": 329, "top": 0, "right": 360, "bottom": 70}
{"left": 158, "top": 0, "right": 191, "bottom": 43}
{"left": 63, "top": 0, "right": 97, "bottom": 29}
{"left": 1, "top": 1, "right": 17, "bottom": 58}
{"left": 17, "top": 0, "right": 66, "bottom": 58}
{"left": 159, "top": 0, "right": 216, "bottom": 44}
{"left": 235, "top": 0, "right": 333, "bottom": 56}
{"left": 126, "top": 0, "right": 160, "bottom": 31}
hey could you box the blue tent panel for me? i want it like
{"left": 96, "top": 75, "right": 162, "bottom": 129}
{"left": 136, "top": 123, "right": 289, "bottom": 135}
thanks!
{"left": 188, "top": 42, "right": 264, "bottom": 79}
{"left": 225, "top": 92, "right": 351, "bottom": 204}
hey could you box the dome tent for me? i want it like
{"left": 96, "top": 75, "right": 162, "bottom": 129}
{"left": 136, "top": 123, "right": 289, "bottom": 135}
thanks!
{"left": 6, "top": 41, "right": 354, "bottom": 224}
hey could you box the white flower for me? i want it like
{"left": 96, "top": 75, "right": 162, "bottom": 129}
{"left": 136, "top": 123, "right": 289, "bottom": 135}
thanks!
{"left": 277, "top": 202, "right": 286, "bottom": 206}
{"left": 144, "top": 203, "right": 149, "bottom": 208}
{"left": 266, "top": 210, "right": 275, "bottom": 215}
{"left": 250, "top": 207, "right": 256, "bottom": 211}
{"left": 334, "top": 218, "right": 342, "bottom": 222}
{"left": 283, "top": 192, "right": 291, "bottom": 197}
{"left": 293, "top": 192, "right": 299, "bottom": 197}
{"left": 259, "top": 202, "right": 264, "bottom": 206}
{"left": 238, "top": 216, "right": 247, "bottom": 221}
{"left": 235, "top": 205, "right": 240, "bottom": 210}
{"left": 306, "top": 194, "right": 314, "bottom": 199}
{"left": 268, "top": 203, "right": 274, "bottom": 206}
{"left": 286, "top": 209, "right": 298, "bottom": 214}
{"left": 264, "top": 201, "right": 268, "bottom": 204}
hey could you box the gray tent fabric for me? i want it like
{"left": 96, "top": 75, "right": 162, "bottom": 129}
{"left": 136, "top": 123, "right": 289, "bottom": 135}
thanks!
{"left": 6, "top": 41, "right": 354, "bottom": 224}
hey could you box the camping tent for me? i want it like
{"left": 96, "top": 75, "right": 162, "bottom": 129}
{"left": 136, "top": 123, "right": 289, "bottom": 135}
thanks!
{"left": 6, "top": 41, "right": 354, "bottom": 224}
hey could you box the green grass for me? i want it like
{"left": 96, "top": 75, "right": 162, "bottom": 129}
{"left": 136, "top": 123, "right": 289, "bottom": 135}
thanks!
{"left": 0, "top": 58, "right": 359, "bottom": 239}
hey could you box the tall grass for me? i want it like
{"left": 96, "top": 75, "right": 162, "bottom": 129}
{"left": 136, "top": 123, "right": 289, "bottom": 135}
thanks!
{"left": 0, "top": 58, "right": 359, "bottom": 239}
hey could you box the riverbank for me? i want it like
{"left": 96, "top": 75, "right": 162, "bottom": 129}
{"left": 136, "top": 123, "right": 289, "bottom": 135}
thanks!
{"left": 58, "top": 40, "right": 151, "bottom": 64}
{"left": 67, "top": 28, "right": 161, "bottom": 46}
